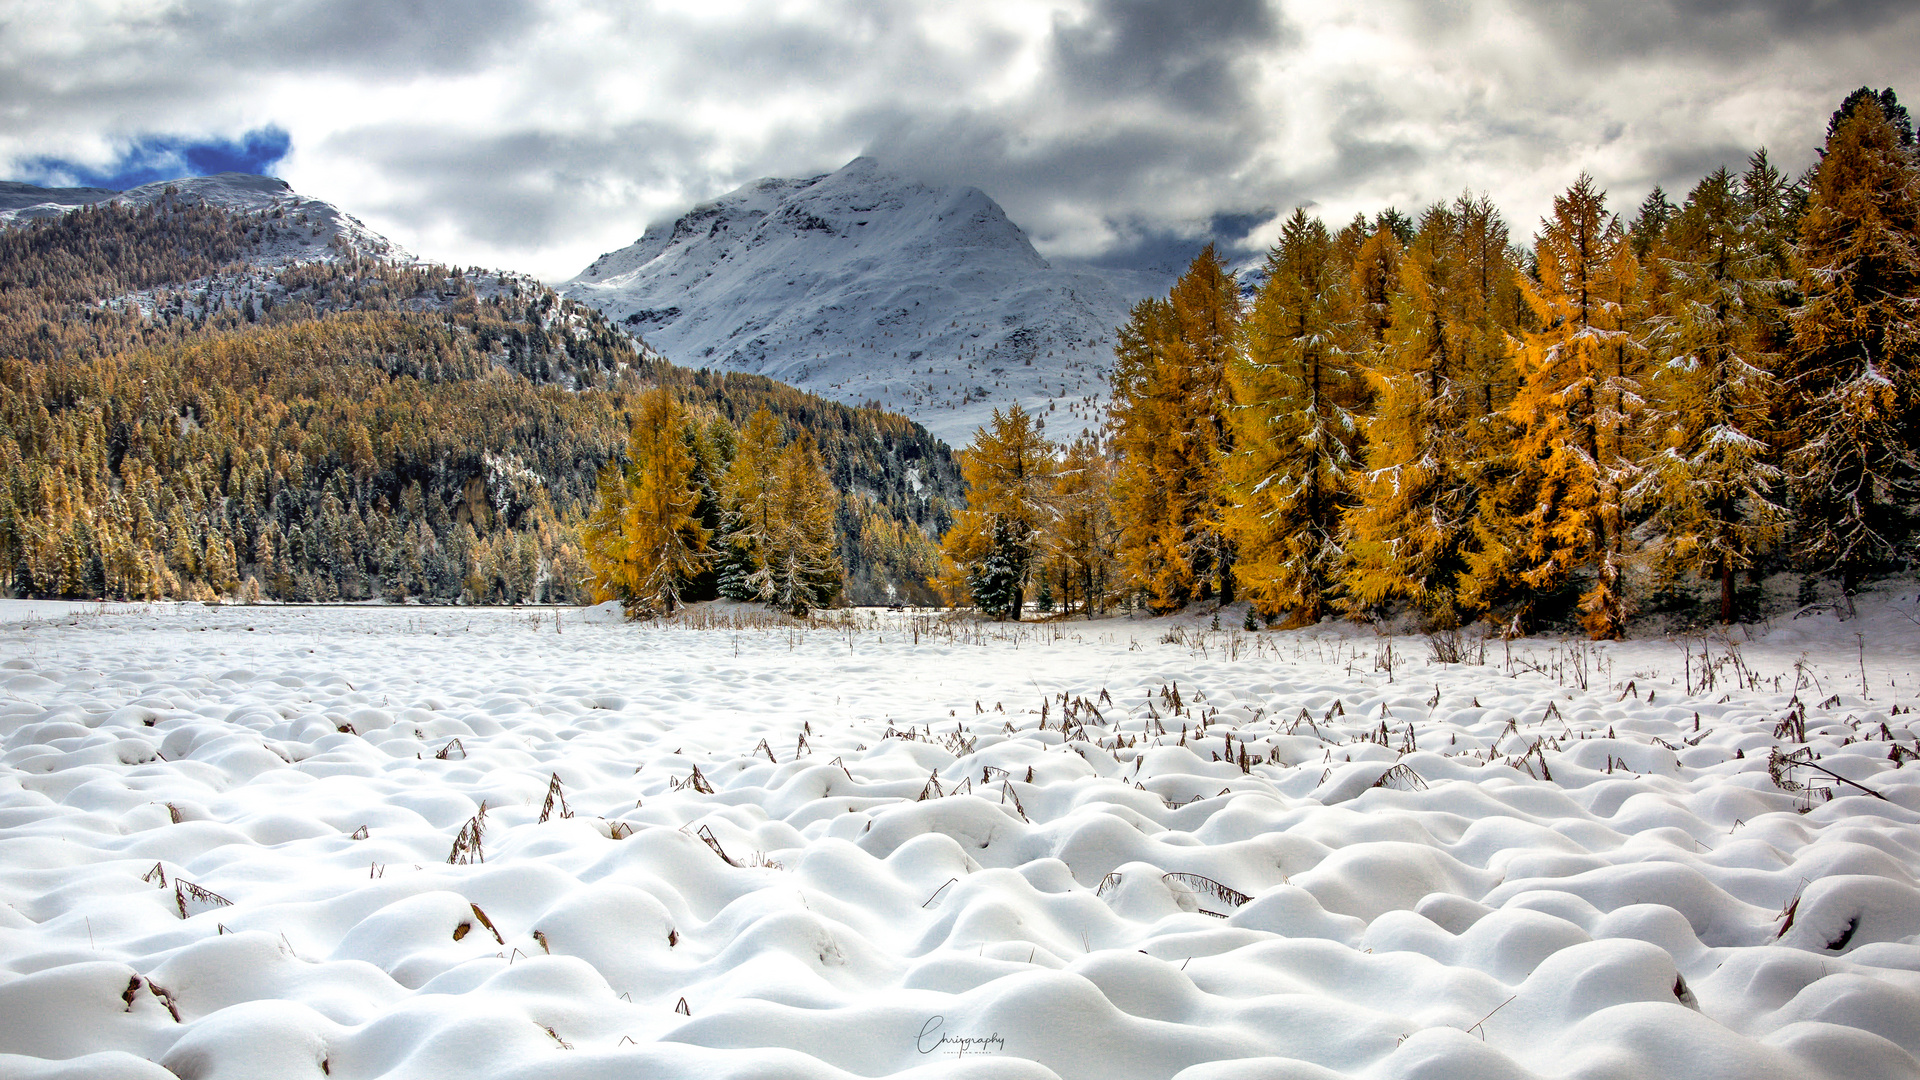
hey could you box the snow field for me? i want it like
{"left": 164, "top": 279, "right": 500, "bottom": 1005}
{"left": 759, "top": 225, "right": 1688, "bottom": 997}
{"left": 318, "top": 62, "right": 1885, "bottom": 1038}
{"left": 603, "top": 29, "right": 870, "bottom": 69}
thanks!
{"left": 2, "top": 600, "right": 1919, "bottom": 1080}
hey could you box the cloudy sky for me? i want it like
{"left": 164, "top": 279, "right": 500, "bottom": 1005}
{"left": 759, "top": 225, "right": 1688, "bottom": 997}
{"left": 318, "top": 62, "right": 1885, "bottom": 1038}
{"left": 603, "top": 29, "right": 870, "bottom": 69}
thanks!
{"left": 5, "top": 0, "right": 1916, "bottom": 280}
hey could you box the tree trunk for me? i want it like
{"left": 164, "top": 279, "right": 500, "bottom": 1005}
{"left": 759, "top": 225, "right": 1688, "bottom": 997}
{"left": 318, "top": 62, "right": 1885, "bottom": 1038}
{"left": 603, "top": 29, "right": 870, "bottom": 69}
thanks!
{"left": 1719, "top": 560, "right": 1735, "bottom": 625}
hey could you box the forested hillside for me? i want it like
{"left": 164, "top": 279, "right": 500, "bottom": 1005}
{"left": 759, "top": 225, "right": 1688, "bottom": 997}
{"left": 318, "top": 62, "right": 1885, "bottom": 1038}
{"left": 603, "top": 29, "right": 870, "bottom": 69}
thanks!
{"left": 0, "top": 194, "right": 959, "bottom": 605}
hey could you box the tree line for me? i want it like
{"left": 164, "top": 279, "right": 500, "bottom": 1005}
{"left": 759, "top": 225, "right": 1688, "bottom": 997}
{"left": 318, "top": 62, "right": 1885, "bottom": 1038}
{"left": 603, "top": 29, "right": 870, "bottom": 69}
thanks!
{"left": 942, "top": 89, "right": 1919, "bottom": 637}
{"left": 582, "top": 390, "right": 845, "bottom": 616}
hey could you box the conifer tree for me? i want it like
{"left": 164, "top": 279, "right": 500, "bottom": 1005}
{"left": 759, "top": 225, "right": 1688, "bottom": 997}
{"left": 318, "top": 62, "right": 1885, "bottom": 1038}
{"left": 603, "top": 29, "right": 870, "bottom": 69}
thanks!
{"left": 756, "top": 432, "right": 842, "bottom": 615}
{"left": 1451, "top": 193, "right": 1525, "bottom": 425}
{"left": 1343, "top": 200, "right": 1512, "bottom": 626}
{"left": 1786, "top": 96, "right": 1920, "bottom": 596}
{"left": 1630, "top": 186, "right": 1677, "bottom": 259}
{"left": 1050, "top": 433, "right": 1114, "bottom": 618}
{"left": 1108, "top": 247, "right": 1240, "bottom": 610}
{"left": 942, "top": 403, "right": 1056, "bottom": 620}
{"left": 1346, "top": 221, "right": 1405, "bottom": 353}
{"left": 1741, "top": 149, "right": 1805, "bottom": 272}
{"left": 1829, "top": 87, "right": 1916, "bottom": 148}
{"left": 1633, "top": 168, "right": 1788, "bottom": 622}
{"left": 583, "top": 388, "right": 709, "bottom": 616}
{"left": 1224, "top": 209, "right": 1360, "bottom": 623}
{"left": 1107, "top": 296, "right": 1182, "bottom": 607}
{"left": 1464, "top": 175, "right": 1644, "bottom": 637}
{"left": 717, "top": 407, "right": 784, "bottom": 601}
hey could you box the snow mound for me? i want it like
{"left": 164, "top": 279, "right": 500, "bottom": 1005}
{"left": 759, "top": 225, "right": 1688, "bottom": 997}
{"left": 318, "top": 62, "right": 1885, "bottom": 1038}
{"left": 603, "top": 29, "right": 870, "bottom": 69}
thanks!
{"left": 2, "top": 601, "right": 1918, "bottom": 1080}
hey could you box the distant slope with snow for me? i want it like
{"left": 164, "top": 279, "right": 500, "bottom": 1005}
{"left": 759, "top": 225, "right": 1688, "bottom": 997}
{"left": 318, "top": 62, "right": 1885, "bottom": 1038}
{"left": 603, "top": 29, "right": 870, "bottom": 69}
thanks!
{"left": 562, "top": 158, "right": 1168, "bottom": 445}
{"left": 0, "top": 180, "right": 121, "bottom": 213}
{"left": 0, "top": 172, "right": 408, "bottom": 264}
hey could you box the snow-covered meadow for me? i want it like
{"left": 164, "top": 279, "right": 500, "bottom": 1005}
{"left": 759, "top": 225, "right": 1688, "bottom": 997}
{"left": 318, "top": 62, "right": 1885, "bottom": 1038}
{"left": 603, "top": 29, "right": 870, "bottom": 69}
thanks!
{"left": 3, "top": 596, "right": 1920, "bottom": 1080}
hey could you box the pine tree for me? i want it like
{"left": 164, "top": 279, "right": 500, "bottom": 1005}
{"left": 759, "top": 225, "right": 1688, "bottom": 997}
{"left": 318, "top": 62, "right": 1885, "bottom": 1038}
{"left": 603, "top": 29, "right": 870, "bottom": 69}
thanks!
{"left": 942, "top": 403, "right": 1056, "bottom": 620}
{"left": 1829, "top": 87, "right": 1916, "bottom": 149}
{"left": 965, "top": 517, "right": 1027, "bottom": 621}
{"left": 1786, "top": 96, "right": 1920, "bottom": 595}
{"left": 1465, "top": 175, "right": 1644, "bottom": 637}
{"left": 1223, "top": 209, "right": 1359, "bottom": 623}
{"left": 1630, "top": 186, "right": 1677, "bottom": 259}
{"left": 583, "top": 388, "right": 710, "bottom": 616}
{"left": 1633, "top": 168, "right": 1789, "bottom": 622}
{"left": 1107, "top": 247, "right": 1240, "bottom": 611}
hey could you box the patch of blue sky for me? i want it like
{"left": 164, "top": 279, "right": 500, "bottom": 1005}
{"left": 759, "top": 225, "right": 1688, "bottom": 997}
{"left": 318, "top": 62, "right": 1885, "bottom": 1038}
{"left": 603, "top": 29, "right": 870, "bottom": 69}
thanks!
{"left": 13, "top": 127, "right": 289, "bottom": 191}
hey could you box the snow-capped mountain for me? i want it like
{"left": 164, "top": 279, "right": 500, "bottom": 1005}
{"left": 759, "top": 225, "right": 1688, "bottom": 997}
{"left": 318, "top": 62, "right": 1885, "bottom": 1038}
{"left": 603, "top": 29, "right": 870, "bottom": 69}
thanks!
{"left": 0, "top": 172, "right": 408, "bottom": 263}
{"left": 563, "top": 158, "right": 1168, "bottom": 445}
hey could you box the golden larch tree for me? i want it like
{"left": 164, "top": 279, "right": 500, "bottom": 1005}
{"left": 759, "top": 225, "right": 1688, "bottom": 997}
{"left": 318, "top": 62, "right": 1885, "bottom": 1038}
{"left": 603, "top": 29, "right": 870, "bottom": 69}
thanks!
{"left": 1108, "top": 246, "right": 1241, "bottom": 611}
{"left": 583, "top": 387, "right": 709, "bottom": 616}
{"left": 1464, "top": 175, "right": 1645, "bottom": 638}
{"left": 1223, "top": 209, "right": 1360, "bottom": 624}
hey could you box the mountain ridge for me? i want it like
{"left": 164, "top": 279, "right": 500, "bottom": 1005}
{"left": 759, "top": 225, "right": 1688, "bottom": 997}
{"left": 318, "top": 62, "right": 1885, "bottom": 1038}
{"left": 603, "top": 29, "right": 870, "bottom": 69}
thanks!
{"left": 0, "top": 171, "right": 407, "bottom": 263}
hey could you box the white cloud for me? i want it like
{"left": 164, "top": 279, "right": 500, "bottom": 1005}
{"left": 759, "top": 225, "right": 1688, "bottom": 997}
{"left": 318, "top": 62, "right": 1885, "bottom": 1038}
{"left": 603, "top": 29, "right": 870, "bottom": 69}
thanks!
{"left": 3, "top": 0, "right": 1916, "bottom": 279}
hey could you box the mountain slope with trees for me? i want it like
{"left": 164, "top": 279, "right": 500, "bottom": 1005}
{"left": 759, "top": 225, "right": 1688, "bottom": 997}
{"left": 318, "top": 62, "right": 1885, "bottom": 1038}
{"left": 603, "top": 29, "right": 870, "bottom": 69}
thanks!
{"left": 0, "top": 189, "right": 962, "bottom": 606}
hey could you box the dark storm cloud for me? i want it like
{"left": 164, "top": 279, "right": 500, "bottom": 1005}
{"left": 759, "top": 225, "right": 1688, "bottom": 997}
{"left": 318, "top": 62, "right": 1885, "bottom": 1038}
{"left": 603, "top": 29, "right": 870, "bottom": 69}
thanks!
{"left": 164, "top": 0, "right": 541, "bottom": 74}
{"left": 1633, "top": 138, "right": 1773, "bottom": 200}
{"left": 1050, "top": 0, "right": 1289, "bottom": 113}
{"left": 860, "top": 100, "right": 1276, "bottom": 268}
{"left": 1067, "top": 210, "right": 1279, "bottom": 276}
{"left": 851, "top": 0, "right": 1297, "bottom": 268}
{"left": 1517, "top": 0, "right": 1916, "bottom": 60}
{"left": 1318, "top": 83, "right": 1428, "bottom": 189}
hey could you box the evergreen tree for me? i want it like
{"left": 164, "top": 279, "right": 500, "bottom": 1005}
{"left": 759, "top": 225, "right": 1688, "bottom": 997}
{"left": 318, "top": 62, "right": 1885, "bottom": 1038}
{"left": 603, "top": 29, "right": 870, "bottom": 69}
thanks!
{"left": 1786, "top": 96, "right": 1920, "bottom": 595}
{"left": 1223, "top": 209, "right": 1359, "bottom": 623}
{"left": 965, "top": 517, "right": 1028, "bottom": 621}
{"left": 582, "top": 388, "right": 710, "bottom": 615}
{"left": 1741, "top": 149, "right": 1805, "bottom": 272}
{"left": 1829, "top": 87, "right": 1916, "bottom": 149}
{"left": 1634, "top": 168, "right": 1789, "bottom": 622}
{"left": 942, "top": 403, "right": 1057, "bottom": 620}
{"left": 1465, "top": 175, "right": 1644, "bottom": 637}
{"left": 1108, "top": 247, "right": 1240, "bottom": 611}
{"left": 1630, "top": 185, "right": 1677, "bottom": 259}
